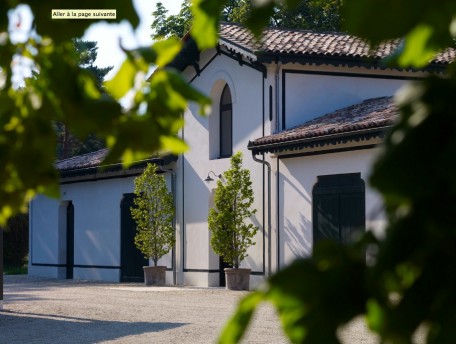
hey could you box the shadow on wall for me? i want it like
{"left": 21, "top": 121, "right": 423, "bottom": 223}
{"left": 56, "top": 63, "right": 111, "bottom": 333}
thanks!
{"left": 0, "top": 310, "right": 188, "bottom": 343}
{"left": 183, "top": 158, "right": 214, "bottom": 225}
{"left": 282, "top": 213, "right": 312, "bottom": 266}
{"left": 278, "top": 171, "right": 314, "bottom": 266}
{"left": 244, "top": 214, "right": 264, "bottom": 272}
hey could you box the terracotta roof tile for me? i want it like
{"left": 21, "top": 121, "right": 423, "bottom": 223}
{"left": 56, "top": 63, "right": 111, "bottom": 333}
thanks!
{"left": 56, "top": 149, "right": 109, "bottom": 171}
{"left": 55, "top": 149, "right": 177, "bottom": 173}
{"left": 249, "top": 96, "right": 397, "bottom": 149}
{"left": 219, "top": 23, "right": 455, "bottom": 64}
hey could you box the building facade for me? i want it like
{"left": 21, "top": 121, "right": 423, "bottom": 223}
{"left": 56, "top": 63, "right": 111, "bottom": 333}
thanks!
{"left": 29, "top": 23, "right": 454, "bottom": 287}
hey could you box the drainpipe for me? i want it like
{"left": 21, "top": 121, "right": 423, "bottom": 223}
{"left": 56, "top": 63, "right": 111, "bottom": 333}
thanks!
{"left": 159, "top": 167, "right": 177, "bottom": 285}
{"left": 275, "top": 59, "right": 282, "bottom": 133}
{"left": 251, "top": 152, "right": 272, "bottom": 277}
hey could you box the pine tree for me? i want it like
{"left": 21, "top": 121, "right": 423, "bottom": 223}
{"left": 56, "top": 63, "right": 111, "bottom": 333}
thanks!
{"left": 73, "top": 39, "right": 113, "bottom": 88}
{"left": 131, "top": 163, "right": 175, "bottom": 267}
{"left": 56, "top": 40, "right": 113, "bottom": 159}
{"left": 208, "top": 152, "right": 258, "bottom": 269}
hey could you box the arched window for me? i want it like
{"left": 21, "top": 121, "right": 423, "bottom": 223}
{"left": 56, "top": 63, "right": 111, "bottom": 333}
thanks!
{"left": 219, "top": 84, "right": 232, "bottom": 158}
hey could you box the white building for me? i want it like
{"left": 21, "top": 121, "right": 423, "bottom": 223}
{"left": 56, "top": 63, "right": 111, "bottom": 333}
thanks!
{"left": 28, "top": 23, "right": 454, "bottom": 287}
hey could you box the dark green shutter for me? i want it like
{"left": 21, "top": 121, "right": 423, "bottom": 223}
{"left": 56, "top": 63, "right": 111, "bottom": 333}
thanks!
{"left": 314, "top": 193, "right": 340, "bottom": 242}
{"left": 313, "top": 173, "right": 365, "bottom": 245}
{"left": 339, "top": 193, "right": 365, "bottom": 244}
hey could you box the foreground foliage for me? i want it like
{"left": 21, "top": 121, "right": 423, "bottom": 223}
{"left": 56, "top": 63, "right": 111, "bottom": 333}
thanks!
{"left": 0, "top": 0, "right": 209, "bottom": 225}
{"left": 218, "top": 0, "right": 456, "bottom": 343}
{"left": 1, "top": 0, "right": 456, "bottom": 342}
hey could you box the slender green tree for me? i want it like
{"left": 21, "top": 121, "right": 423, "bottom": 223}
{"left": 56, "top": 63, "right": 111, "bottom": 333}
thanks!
{"left": 208, "top": 152, "right": 258, "bottom": 269}
{"left": 131, "top": 163, "right": 175, "bottom": 267}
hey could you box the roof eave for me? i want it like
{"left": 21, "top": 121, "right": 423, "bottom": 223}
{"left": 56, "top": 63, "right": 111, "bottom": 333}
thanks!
{"left": 256, "top": 52, "right": 449, "bottom": 72}
{"left": 248, "top": 126, "right": 392, "bottom": 155}
{"left": 59, "top": 155, "right": 177, "bottom": 183}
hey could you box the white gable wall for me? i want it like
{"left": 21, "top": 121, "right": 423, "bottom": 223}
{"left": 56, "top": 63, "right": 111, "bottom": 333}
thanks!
{"left": 275, "top": 148, "right": 385, "bottom": 267}
{"left": 179, "top": 50, "right": 421, "bottom": 286}
{"left": 180, "top": 51, "right": 266, "bottom": 287}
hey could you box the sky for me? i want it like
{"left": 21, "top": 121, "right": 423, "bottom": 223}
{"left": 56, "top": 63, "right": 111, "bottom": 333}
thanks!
{"left": 83, "top": 0, "right": 183, "bottom": 79}
{"left": 8, "top": 1, "right": 184, "bottom": 82}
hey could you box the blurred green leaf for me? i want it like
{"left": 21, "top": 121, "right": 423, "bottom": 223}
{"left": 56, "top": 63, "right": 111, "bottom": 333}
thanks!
{"left": 153, "top": 38, "right": 183, "bottom": 67}
{"left": 245, "top": 2, "right": 275, "bottom": 37}
{"left": 218, "top": 291, "right": 265, "bottom": 344}
{"left": 27, "top": 0, "right": 139, "bottom": 43}
{"left": 121, "top": 149, "right": 149, "bottom": 168}
{"left": 105, "top": 58, "right": 136, "bottom": 100}
{"left": 398, "top": 25, "right": 437, "bottom": 67}
{"left": 160, "top": 135, "right": 188, "bottom": 154}
{"left": 191, "top": 0, "right": 224, "bottom": 50}
{"left": 366, "top": 299, "right": 386, "bottom": 333}
{"left": 343, "top": 0, "right": 456, "bottom": 66}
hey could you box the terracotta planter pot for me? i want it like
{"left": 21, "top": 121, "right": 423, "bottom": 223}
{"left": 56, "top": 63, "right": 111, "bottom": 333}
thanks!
{"left": 224, "top": 268, "right": 251, "bottom": 291}
{"left": 143, "top": 266, "right": 166, "bottom": 286}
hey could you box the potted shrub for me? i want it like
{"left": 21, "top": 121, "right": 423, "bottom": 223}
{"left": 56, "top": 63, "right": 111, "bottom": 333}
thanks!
{"left": 208, "top": 152, "right": 258, "bottom": 290}
{"left": 131, "top": 163, "right": 174, "bottom": 286}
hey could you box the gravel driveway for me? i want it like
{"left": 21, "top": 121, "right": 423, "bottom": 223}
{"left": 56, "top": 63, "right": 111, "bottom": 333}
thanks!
{"left": 1, "top": 276, "right": 382, "bottom": 344}
{"left": 1, "top": 275, "right": 289, "bottom": 344}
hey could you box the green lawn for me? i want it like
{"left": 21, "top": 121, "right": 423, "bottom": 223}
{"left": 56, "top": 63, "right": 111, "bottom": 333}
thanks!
{"left": 4, "top": 264, "right": 27, "bottom": 275}
{"left": 4, "top": 258, "right": 28, "bottom": 275}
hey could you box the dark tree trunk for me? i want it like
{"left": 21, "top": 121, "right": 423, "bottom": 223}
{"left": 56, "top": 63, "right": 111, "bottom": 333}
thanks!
{"left": 62, "top": 125, "right": 70, "bottom": 159}
{"left": 1, "top": 228, "right": 3, "bottom": 309}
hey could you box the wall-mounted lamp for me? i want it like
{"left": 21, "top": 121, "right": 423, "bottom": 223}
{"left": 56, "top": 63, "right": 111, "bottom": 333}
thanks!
{"left": 203, "top": 171, "right": 222, "bottom": 182}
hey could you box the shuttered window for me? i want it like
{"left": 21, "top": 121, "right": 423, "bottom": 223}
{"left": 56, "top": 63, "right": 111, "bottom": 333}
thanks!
{"left": 313, "top": 173, "right": 365, "bottom": 245}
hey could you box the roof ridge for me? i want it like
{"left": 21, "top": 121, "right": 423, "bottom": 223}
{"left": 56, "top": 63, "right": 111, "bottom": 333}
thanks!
{"left": 220, "top": 21, "right": 353, "bottom": 38}
{"left": 218, "top": 22, "right": 454, "bottom": 66}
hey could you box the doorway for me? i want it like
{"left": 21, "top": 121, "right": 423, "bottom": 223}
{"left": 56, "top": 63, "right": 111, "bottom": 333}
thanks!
{"left": 120, "top": 193, "right": 147, "bottom": 282}
{"left": 66, "top": 202, "right": 74, "bottom": 279}
{"left": 219, "top": 256, "right": 232, "bottom": 287}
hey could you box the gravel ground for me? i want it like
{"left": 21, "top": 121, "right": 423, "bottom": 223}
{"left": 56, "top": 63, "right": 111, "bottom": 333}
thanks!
{"left": 0, "top": 275, "right": 380, "bottom": 344}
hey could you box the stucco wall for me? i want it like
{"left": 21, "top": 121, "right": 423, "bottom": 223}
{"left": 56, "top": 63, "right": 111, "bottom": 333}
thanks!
{"left": 29, "top": 195, "right": 63, "bottom": 278}
{"left": 181, "top": 52, "right": 266, "bottom": 287}
{"left": 29, "top": 174, "right": 173, "bottom": 282}
{"left": 275, "top": 148, "right": 385, "bottom": 268}
{"left": 282, "top": 70, "right": 407, "bottom": 130}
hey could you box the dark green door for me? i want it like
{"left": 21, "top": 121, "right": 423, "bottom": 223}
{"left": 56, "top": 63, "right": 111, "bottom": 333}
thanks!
{"left": 219, "top": 256, "right": 232, "bottom": 287}
{"left": 120, "top": 193, "right": 147, "bottom": 282}
{"left": 66, "top": 202, "right": 74, "bottom": 279}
